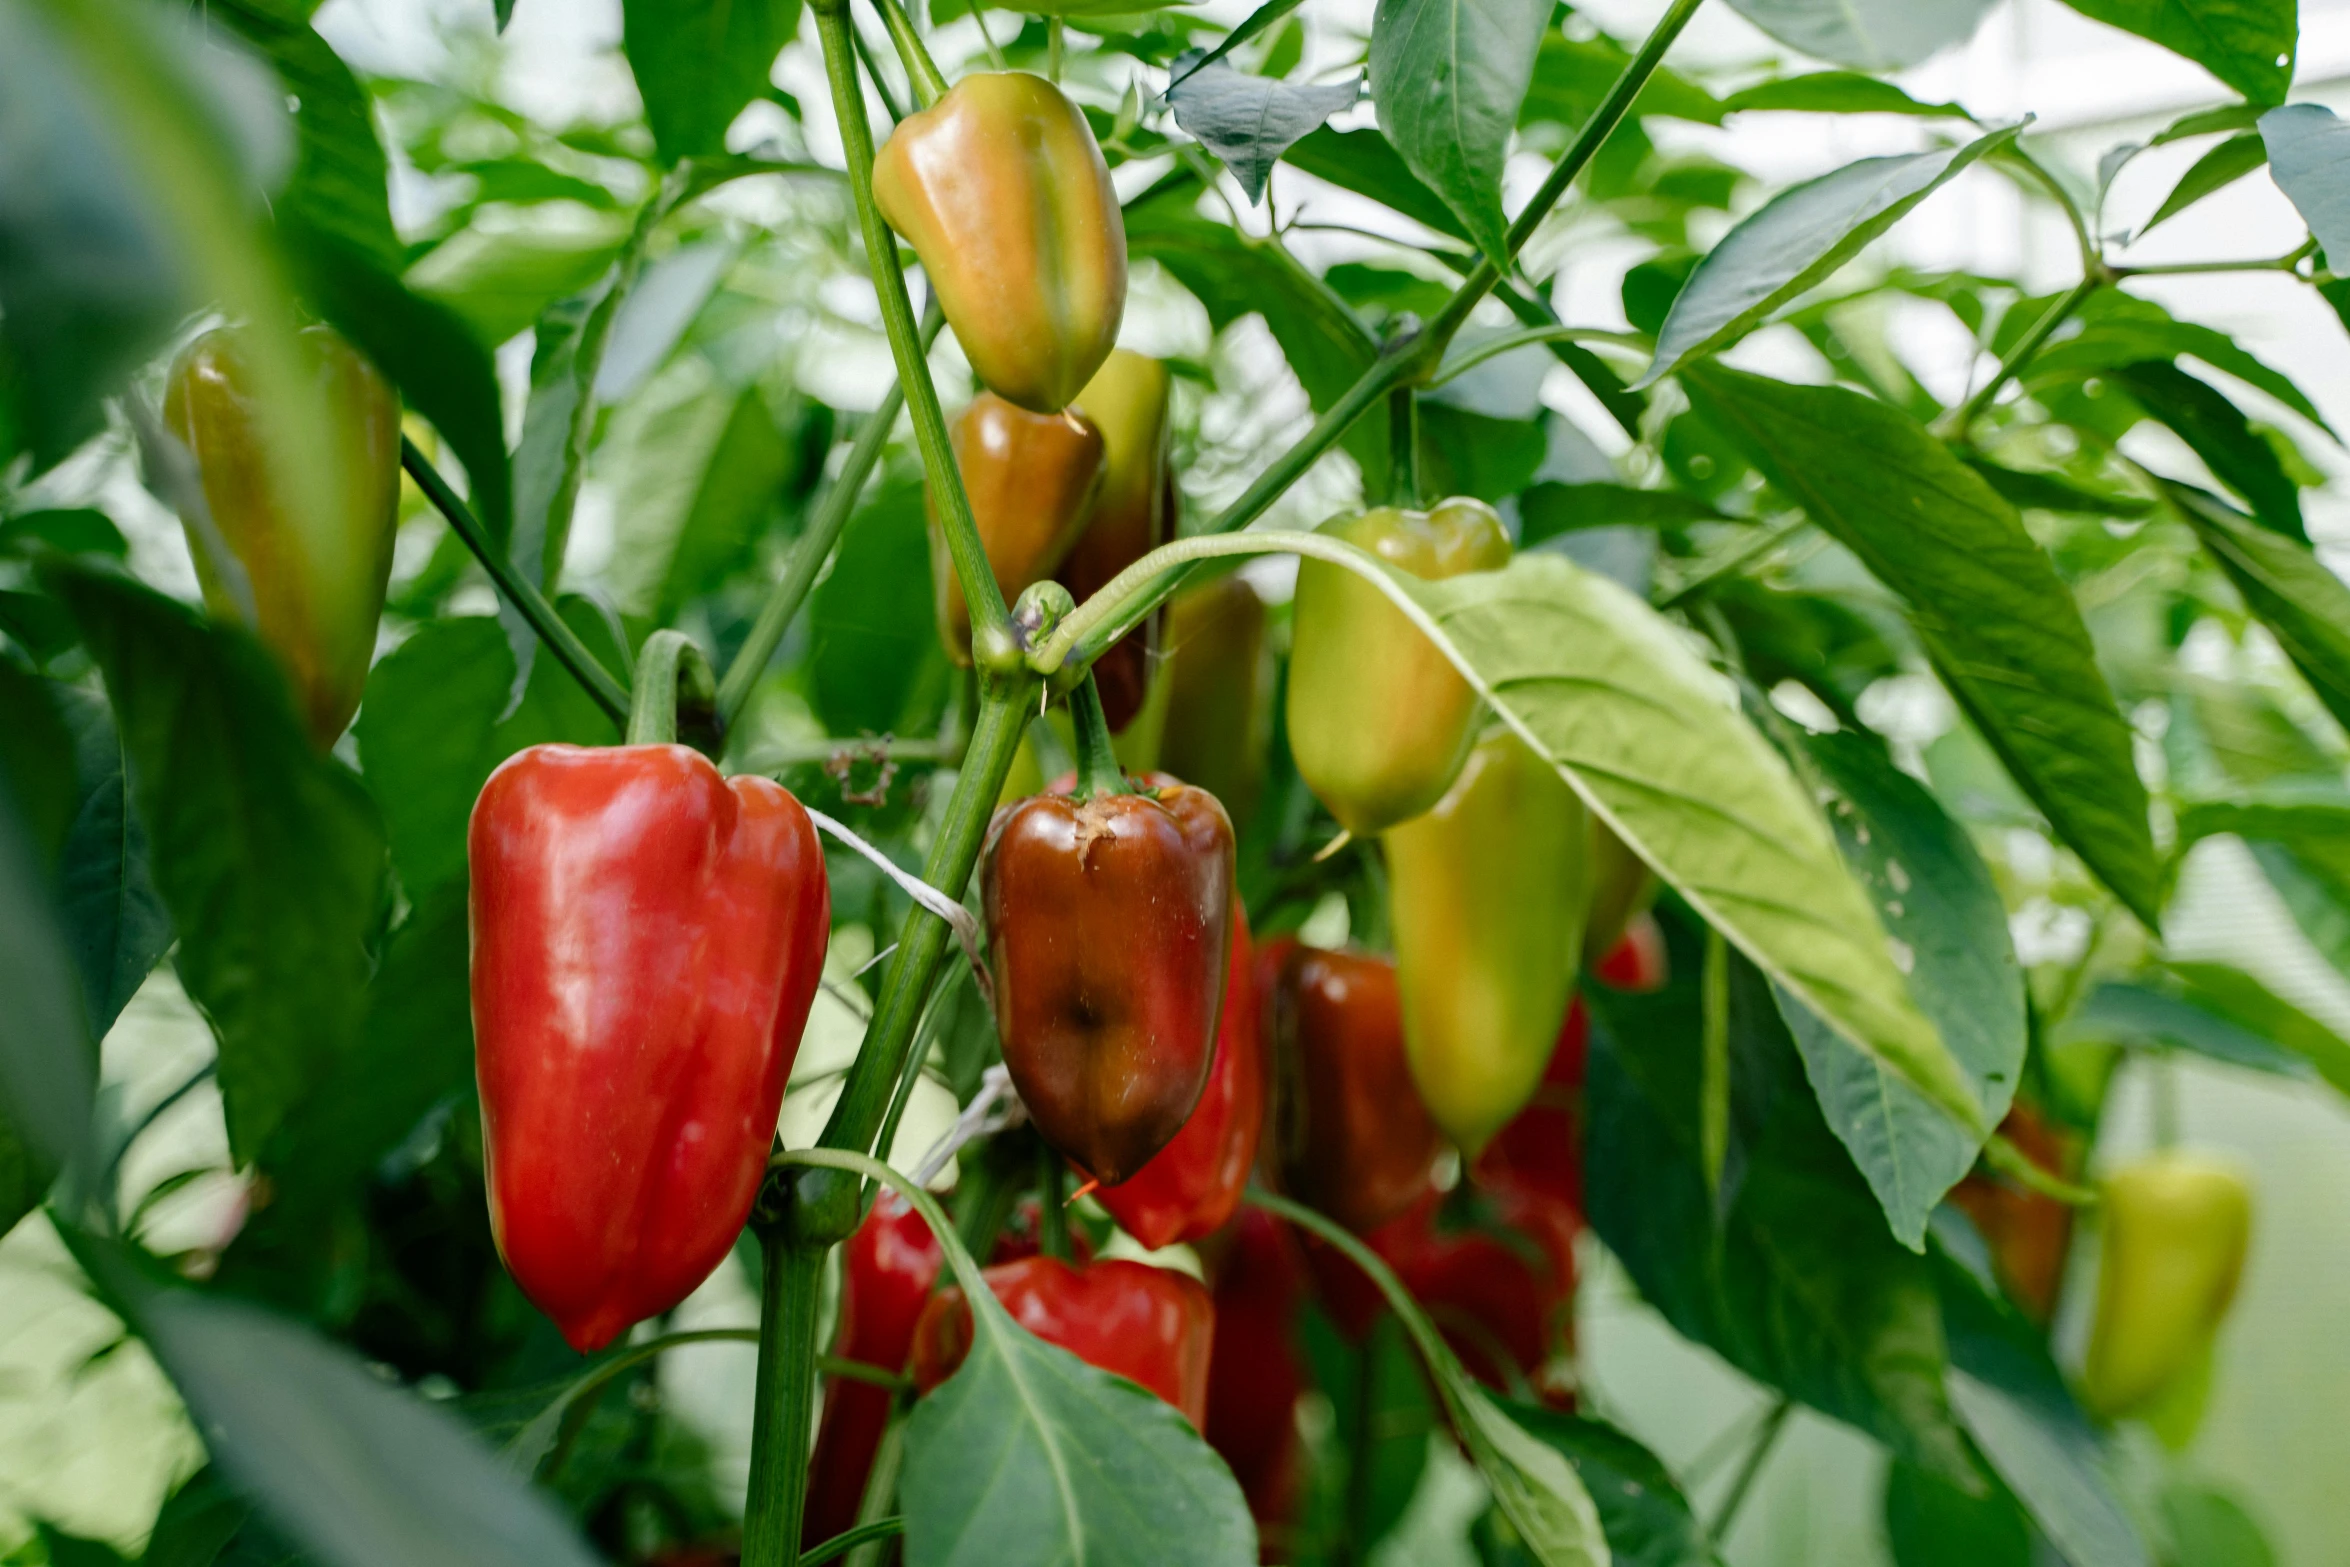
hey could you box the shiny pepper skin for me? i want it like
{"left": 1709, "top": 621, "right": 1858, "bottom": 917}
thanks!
{"left": 1059, "top": 352, "right": 1174, "bottom": 729}
{"left": 873, "top": 72, "right": 1126, "bottom": 414}
{"left": 2083, "top": 1152, "right": 2252, "bottom": 1420}
{"left": 164, "top": 322, "right": 401, "bottom": 748}
{"left": 470, "top": 744, "right": 829, "bottom": 1352}
{"left": 803, "top": 1191, "right": 943, "bottom": 1550}
{"left": 1097, "top": 898, "right": 1263, "bottom": 1251}
{"left": 932, "top": 393, "right": 1104, "bottom": 664}
{"left": 1205, "top": 1209, "right": 1309, "bottom": 1547}
{"left": 1286, "top": 499, "right": 1510, "bottom": 835}
{"left": 1267, "top": 944, "right": 1442, "bottom": 1234}
{"left": 1157, "top": 576, "right": 1273, "bottom": 830}
{"left": 1949, "top": 1102, "right": 2078, "bottom": 1324}
{"left": 911, "top": 1256, "right": 1216, "bottom": 1429}
{"left": 985, "top": 776, "right": 1235, "bottom": 1183}
{"left": 1385, "top": 729, "right": 1590, "bottom": 1155}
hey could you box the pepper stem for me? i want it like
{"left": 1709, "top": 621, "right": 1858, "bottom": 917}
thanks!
{"left": 626, "top": 628, "right": 720, "bottom": 752}
{"left": 1068, "top": 672, "right": 1127, "bottom": 799}
{"left": 866, "top": 0, "right": 947, "bottom": 109}
{"left": 1036, "top": 1140, "right": 1072, "bottom": 1261}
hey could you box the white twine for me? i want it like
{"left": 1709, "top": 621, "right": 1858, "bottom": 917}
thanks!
{"left": 912, "top": 1062, "right": 1028, "bottom": 1188}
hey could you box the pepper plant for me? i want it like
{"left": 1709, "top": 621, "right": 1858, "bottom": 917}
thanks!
{"left": 1, "top": 0, "right": 2347, "bottom": 1562}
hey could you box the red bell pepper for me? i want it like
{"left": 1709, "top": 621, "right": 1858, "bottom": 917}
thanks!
{"left": 1096, "top": 898, "right": 1264, "bottom": 1250}
{"left": 1266, "top": 945, "right": 1441, "bottom": 1234}
{"left": 1474, "top": 997, "right": 1589, "bottom": 1214}
{"left": 1205, "top": 1209, "right": 1309, "bottom": 1548}
{"left": 802, "top": 1191, "right": 944, "bottom": 1549}
{"left": 470, "top": 744, "right": 829, "bottom": 1352}
{"left": 910, "top": 1256, "right": 1217, "bottom": 1429}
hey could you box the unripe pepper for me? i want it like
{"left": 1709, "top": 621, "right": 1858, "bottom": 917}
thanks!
{"left": 164, "top": 322, "right": 400, "bottom": 748}
{"left": 982, "top": 701, "right": 1236, "bottom": 1184}
{"left": 873, "top": 72, "right": 1126, "bottom": 414}
{"left": 1267, "top": 944, "right": 1442, "bottom": 1234}
{"left": 932, "top": 393, "right": 1104, "bottom": 664}
{"left": 1286, "top": 498, "right": 1510, "bottom": 835}
{"left": 803, "top": 1191, "right": 943, "bottom": 1550}
{"left": 1474, "top": 997, "right": 1589, "bottom": 1214}
{"left": 1096, "top": 898, "right": 1263, "bottom": 1251}
{"left": 911, "top": 1256, "right": 1216, "bottom": 1429}
{"left": 1157, "top": 576, "right": 1273, "bottom": 830}
{"left": 1385, "top": 729, "right": 1590, "bottom": 1155}
{"left": 2083, "top": 1152, "right": 2251, "bottom": 1419}
{"left": 470, "top": 744, "right": 829, "bottom": 1351}
{"left": 1060, "top": 351, "right": 1174, "bottom": 730}
{"left": 1948, "top": 1102, "right": 2078, "bottom": 1324}
{"left": 1205, "top": 1209, "right": 1309, "bottom": 1545}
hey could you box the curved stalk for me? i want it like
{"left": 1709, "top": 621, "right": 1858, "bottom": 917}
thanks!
{"left": 625, "top": 628, "right": 719, "bottom": 750}
{"left": 1939, "top": 273, "right": 2103, "bottom": 441}
{"left": 805, "top": 1520, "right": 907, "bottom": 1566}
{"left": 866, "top": 0, "right": 947, "bottom": 109}
{"left": 1068, "top": 673, "right": 1128, "bottom": 797}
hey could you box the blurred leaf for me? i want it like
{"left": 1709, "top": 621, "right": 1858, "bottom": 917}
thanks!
{"left": 0, "top": 743, "right": 97, "bottom": 1229}
{"left": 139, "top": 1468, "right": 254, "bottom": 1567}
{"left": 1518, "top": 482, "right": 1725, "bottom": 544}
{"left": 1722, "top": 0, "right": 2000, "bottom": 69}
{"left": 1283, "top": 125, "right": 1471, "bottom": 242}
{"left": 49, "top": 564, "right": 386, "bottom": 1163}
{"left": 1165, "top": 55, "right": 1360, "bottom": 203}
{"left": 592, "top": 239, "right": 737, "bottom": 404}
{"left": 1520, "top": 29, "right": 1722, "bottom": 128}
{"left": 2166, "top": 481, "right": 2350, "bottom": 737}
{"left": 0, "top": 661, "right": 76, "bottom": 869}
{"left": 1368, "top": 0, "right": 1550, "bottom": 261}
{"left": 0, "top": 508, "right": 129, "bottom": 558}
{"left": 621, "top": 0, "right": 801, "bottom": 163}
{"left": 1884, "top": 1461, "right": 2032, "bottom": 1567}
{"left": 1583, "top": 934, "right": 1976, "bottom": 1478}
{"left": 2162, "top": 961, "right": 2350, "bottom": 1095}
{"left": 2064, "top": 977, "right": 2320, "bottom": 1082}
{"left": 808, "top": 477, "right": 952, "bottom": 739}
{"left": 2060, "top": 0, "right": 2295, "bottom": 105}
{"left": 2262, "top": 104, "right": 2350, "bottom": 260}
{"left": 1490, "top": 1405, "right": 1710, "bottom": 1567}
{"left": 2176, "top": 797, "right": 2350, "bottom": 974}
{"left": 2020, "top": 288, "right": 2329, "bottom": 436}
{"left": 1774, "top": 724, "right": 2021, "bottom": 1249}
{"left": 1419, "top": 405, "right": 1546, "bottom": 503}
{"left": 2136, "top": 131, "right": 2266, "bottom": 237}
{"left": 34, "top": 1525, "right": 128, "bottom": 1567}
{"left": 1684, "top": 366, "right": 2162, "bottom": 928}
{"left": 1723, "top": 72, "right": 1970, "bottom": 118}
{"left": 1642, "top": 127, "right": 2018, "bottom": 387}
{"left": 405, "top": 204, "right": 630, "bottom": 347}
{"left": 54, "top": 684, "right": 172, "bottom": 1036}
{"left": 2108, "top": 362, "right": 2303, "bottom": 539}
{"left": 2162, "top": 1479, "right": 2276, "bottom": 1567}
{"left": 1961, "top": 458, "right": 2153, "bottom": 518}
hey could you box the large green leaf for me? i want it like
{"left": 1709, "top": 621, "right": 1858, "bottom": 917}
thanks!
{"left": 621, "top": 0, "right": 801, "bottom": 163}
{"left": 1684, "top": 367, "right": 2161, "bottom": 929}
{"left": 2262, "top": 104, "right": 2350, "bottom": 261}
{"left": 2059, "top": 0, "right": 2296, "bottom": 105}
{"left": 1490, "top": 1405, "right": 1709, "bottom": 1567}
{"left": 1519, "top": 28, "right": 1723, "bottom": 129}
{"left": 53, "top": 684, "right": 171, "bottom": 1036}
{"left": 1282, "top": 125, "right": 1470, "bottom": 243}
{"left": 2108, "top": 362, "right": 2303, "bottom": 539}
{"left": 2019, "top": 287, "right": 2329, "bottom": 436}
{"left": 1367, "top": 0, "right": 1551, "bottom": 262}
{"left": 2165, "top": 481, "right": 2350, "bottom": 737}
{"left": 1640, "top": 126, "right": 2018, "bottom": 386}
{"left": 1721, "top": 0, "right": 2000, "bottom": 69}
{"left": 1722, "top": 73, "right": 1970, "bottom": 119}
{"left": 50, "top": 565, "right": 387, "bottom": 1164}
{"left": 1772, "top": 725, "right": 2022, "bottom": 1250}
{"left": 2135, "top": 131, "right": 2267, "bottom": 237}
{"left": 0, "top": 776, "right": 96, "bottom": 1234}
{"left": 1884, "top": 1462, "right": 2033, "bottom": 1567}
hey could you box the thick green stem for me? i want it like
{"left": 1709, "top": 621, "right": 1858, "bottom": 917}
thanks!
{"left": 1035, "top": 1140, "right": 1071, "bottom": 1259}
{"left": 399, "top": 437, "right": 630, "bottom": 726}
{"left": 625, "top": 628, "right": 719, "bottom": 750}
{"left": 813, "top": 0, "right": 1010, "bottom": 663}
{"left": 1983, "top": 1130, "right": 2100, "bottom": 1206}
{"left": 866, "top": 0, "right": 947, "bottom": 108}
{"left": 741, "top": 1236, "right": 827, "bottom": 1567}
{"left": 1069, "top": 673, "right": 1128, "bottom": 798}
{"left": 1940, "top": 273, "right": 2103, "bottom": 441}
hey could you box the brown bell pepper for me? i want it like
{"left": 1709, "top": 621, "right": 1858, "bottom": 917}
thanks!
{"left": 930, "top": 392, "right": 1103, "bottom": 664}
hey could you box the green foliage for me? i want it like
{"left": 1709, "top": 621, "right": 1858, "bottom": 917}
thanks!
{"left": 1367, "top": 0, "right": 1550, "bottom": 261}
{"left": 621, "top": 0, "right": 801, "bottom": 163}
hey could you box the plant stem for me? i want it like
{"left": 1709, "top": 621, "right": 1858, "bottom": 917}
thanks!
{"left": 742, "top": 1235, "right": 827, "bottom": 1567}
{"left": 1982, "top": 1131, "right": 2100, "bottom": 1206}
{"left": 2115, "top": 246, "right": 2313, "bottom": 276}
{"left": 1939, "top": 272, "right": 2103, "bottom": 441}
{"left": 1425, "top": 323, "right": 1646, "bottom": 388}
{"left": 399, "top": 437, "right": 630, "bottom": 726}
{"left": 849, "top": 15, "right": 910, "bottom": 125}
{"left": 866, "top": 0, "right": 947, "bottom": 108}
{"left": 1653, "top": 514, "right": 1809, "bottom": 609}
{"left": 1700, "top": 925, "right": 1729, "bottom": 1200}
{"left": 804, "top": 1519, "right": 907, "bottom": 1567}
{"left": 716, "top": 304, "right": 942, "bottom": 726}
{"left": 1387, "top": 386, "right": 1419, "bottom": 507}
{"left": 2003, "top": 143, "right": 2099, "bottom": 274}
{"left": 1709, "top": 1397, "right": 1792, "bottom": 1544}
{"left": 625, "top": 628, "right": 718, "bottom": 749}
{"left": 813, "top": 0, "right": 1011, "bottom": 664}
{"left": 1069, "top": 673, "right": 1127, "bottom": 797}
{"left": 1036, "top": 1139, "right": 1071, "bottom": 1259}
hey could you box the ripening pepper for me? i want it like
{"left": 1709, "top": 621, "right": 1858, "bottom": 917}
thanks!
{"left": 2083, "top": 1152, "right": 2251, "bottom": 1420}
{"left": 1949, "top": 1102, "right": 2079, "bottom": 1324}
{"left": 165, "top": 322, "right": 401, "bottom": 748}
{"left": 873, "top": 72, "right": 1126, "bottom": 414}
{"left": 932, "top": 393, "right": 1104, "bottom": 664}
{"left": 1060, "top": 351, "right": 1174, "bottom": 730}
{"left": 1205, "top": 1209, "right": 1309, "bottom": 1547}
{"left": 1474, "top": 996, "right": 1589, "bottom": 1214}
{"left": 1582, "top": 819, "right": 1658, "bottom": 966}
{"left": 1157, "top": 576, "right": 1273, "bottom": 830}
{"left": 983, "top": 764, "right": 1235, "bottom": 1184}
{"left": 1266, "top": 944, "right": 1442, "bottom": 1234}
{"left": 1286, "top": 499, "right": 1510, "bottom": 835}
{"left": 803, "top": 1191, "right": 943, "bottom": 1549}
{"left": 911, "top": 1256, "right": 1216, "bottom": 1428}
{"left": 1592, "top": 911, "right": 1669, "bottom": 994}
{"left": 470, "top": 744, "right": 829, "bottom": 1351}
{"left": 1097, "top": 898, "right": 1263, "bottom": 1251}
{"left": 1385, "top": 729, "right": 1590, "bottom": 1155}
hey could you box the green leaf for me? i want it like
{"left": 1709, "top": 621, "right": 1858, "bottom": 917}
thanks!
{"left": 1367, "top": 0, "right": 1551, "bottom": 262}
{"left": 2063, "top": 977, "right": 2320, "bottom": 1083}
{"left": 1773, "top": 725, "right": 2023, "bottom": 1250}
{"left": 1165, "top": 56, "right": 1361, "bottom": 203}
{"left": 1683, "top": 366, "right": 2162, "bottom": 929}
{"left": 1721, "top": 0, "right": 2001, "bottom": 70}
{"left": 1640, "top": 126, "right": 2019, "bottom": 387}
{"left": 0, "top": 753, "right": 97, "bottom": 1228}
{"left": 49, "top": 565, "right": 386, "bottom": 1164}
{"left": 1723, "top": 72, "right": 1971, "bottom": 118}
{"left": 1884, "top": 1461, "right": 2032, "bottom": 1567}
{"left": 808, "top": 477, "right": 954, "bottom": 740}
{"left": 2162, "top": 1479, "right": 2277, "bottom": 1567}
{"left": 0, "top": 507, "right": 128, "bottom": 558}
{"left": 1418, "top": 405, "right": 1547, "bottom": 503}
{"left": 1518, "top": 482, "right": 1725, "bottom": 544}
{"left": 2176, "top": 797, "right": 2350, "bottom": 974}
{"left": 1166, "top": 0, "right": 1305, "bottom": 88}
{"left": 2261, "top": 103, "right": 2350, "bottom": 259}
{"left": 0, "top": 660, "right": 76, "bottom": 869}
{"left": 2136, "top": 130, "right": 2267, "bottom": 236}
{"left": 1583, "top": 939, "right": 1977, "bottom": 1477}
{"left": 2107, "top": 361, "right": 2304, "bottom": 539}
{"left": 2019, "top": 288, "right": 2330, "bottom": 435}
{"left": 2058, "top": 0, "right": 2296, "bottom": 105}
{"left": 2165, "top": 481, "right": 2350, "bottom": 737}
{"left": 1520, "top": 29, "right": 1723, "bottom": 129}
{"left": 1492, "top": 1404, "right": 1710, "bottom": 1567}
{"left": 405, "top": 204, "right": 631, "bottom": 349}
{"left": 2162, "top": 961, "right": 2350, "bottom": 1095}
{"left": 1960, "top": 457, "right": 2154, "bottom": 518}
{"left": 1282, "top": 125, "right": 1471, "bottom": 243}
{"left": 54, "top": 685, "right": 171, "bottom": 1036}
{"left": 621, "top": 0, "right": 802, "bottom": 163}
